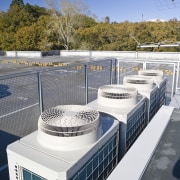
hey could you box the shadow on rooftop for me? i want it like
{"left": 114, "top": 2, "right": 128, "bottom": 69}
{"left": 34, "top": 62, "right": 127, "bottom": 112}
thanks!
{"left": 173, "top": 158, "right": 180, "bottom": 179}
{"left": 0, "top": 84, "right": 11, "bottom": 99}
{"left": 0, "top": 130, "right": 19, "bottom": 166}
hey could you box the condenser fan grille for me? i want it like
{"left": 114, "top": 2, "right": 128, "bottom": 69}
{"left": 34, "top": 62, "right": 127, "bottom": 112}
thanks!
{"left": 99, "top": 85, "right": 136, "bottom": 92}
{"left": 127, "top": 79, "right": 149, "bottom": 84}
{"left": 41, "top": 107, "right": 98, "bottom": 126}
{"left": 98, "top": 85, "right": 137, "bottom": 99}
{"left": 100, "top": 92, "right": 132, "bottom": 99}
{"left": 142, "top": 72, "right": 159, "bottom": 76}
{"left": 139, "top": 70, "right": 163, "bottom": 77}
{"left": 41, "top": 108, "right": 63, "bottom": 123}
{"left": 97, "top": 85, "right": 137, "bottom": 107}
{"left": 38, "top": 105, "right": 100, "bottom": 137}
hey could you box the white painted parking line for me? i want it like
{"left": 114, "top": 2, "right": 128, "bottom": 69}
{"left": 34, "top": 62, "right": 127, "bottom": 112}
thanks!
{"left": 0, "top": 103, "right": 39, "bottom": 119}
{"left": 17, "top": 96, "right": 28, "bottom": 101}
{"left": 77, "top": 86, "right": 98, "bottom": 90}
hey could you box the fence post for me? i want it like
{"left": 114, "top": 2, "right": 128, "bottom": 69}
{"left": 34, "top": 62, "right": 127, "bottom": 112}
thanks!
{"left": 143, "top": 61, "right": 146, "bottom": 70}
{"left": 85, "top": 64, "right": 88, "bottom": 104}
{"left": 37, "top": 72, "right": 44, "bottom": 114}
{"left": 172, "top": 63, "right": 176, "bottom": 98}
{"left": 175, "top": 61, "right": 180, "bottom": 93}
{"left": 115, "top": 59, "right": 120, "bottom": 84}
{"left": 110, "top": 59, "right": 114, "bottom": 84}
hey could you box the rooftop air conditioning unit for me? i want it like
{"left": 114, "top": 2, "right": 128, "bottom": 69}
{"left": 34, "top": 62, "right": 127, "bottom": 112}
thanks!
{"left": 7, "top": 105, "right": 120, "bottom": 180}
{"left": 123, "top": 75, "right": 159, "bottom": 121}
{"left": 138, "top": 70, "right": 167, "bottom": 108}
{"left": 138, "top": 69, "right": 163, "bottom": 86}
{"left": 87, "top": 84, "right": 148, "bottom": 159}
{"left": 37, "top": 105, "right": 101, "bottom": 150}
{"left": 97, "top": 84, "right": 138, "bottom": 108}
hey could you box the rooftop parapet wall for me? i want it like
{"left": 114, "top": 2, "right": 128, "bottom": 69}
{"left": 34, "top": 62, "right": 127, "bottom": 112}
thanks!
{"left": 0, "top": 51, "right": 5, "bottom": 56}
{"left": 60, "top": 50, "right": 90, "bottom": 56}
{"left": 6, "top": 51, "right": 17, "bottom": 57}
{"left": 17, "top": 51, "right": 42, "bottom": 58}
{"left": 91, "top": 51, "right": 137, "bottom": 58}
{"left": 6, "top": 51, "right": 42, "bottom": 58}
{"left": 59, "top": 50, "right": 180, "bottom": 60}
{"left": 137, "top": 51, "right": 180, "bottom": 60}
{"left": 4, "top": 50, "right": 180, "bottom": 60}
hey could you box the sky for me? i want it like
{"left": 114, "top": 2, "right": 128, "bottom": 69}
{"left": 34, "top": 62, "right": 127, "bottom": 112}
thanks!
{"left": 1, "top": 0, "right": 180, "bottom": 22}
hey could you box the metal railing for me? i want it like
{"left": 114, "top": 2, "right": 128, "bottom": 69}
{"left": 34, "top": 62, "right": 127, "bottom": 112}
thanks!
{"left": 116, "top": 58, "right": 179, "bottom": 100}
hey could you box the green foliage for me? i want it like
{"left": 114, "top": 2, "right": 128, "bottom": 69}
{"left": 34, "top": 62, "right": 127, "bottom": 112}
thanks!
{"left": 76, "top": 14, "right": 97, "bottom": 29}
{"left": 0, "top": 0, "right": 180, "bottom": 51}
{"left": 15, "top": 16, "right": 50, "bottom": 50}
{"left": 10, "top": 0, "right": 24, "bottom": 9}
{"left": 74, "top": 21, "right": 180, "bottom": 51}
{"left": 45, "top": 0, "right": 92, "bottom": 50}
{"left": 0, "top": 2, "right": 49, "bottom": 50}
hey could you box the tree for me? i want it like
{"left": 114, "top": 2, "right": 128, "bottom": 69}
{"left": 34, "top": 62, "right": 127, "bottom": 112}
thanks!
{"left": 15, "top": 15, "right": 50, "bottom": 51}
{"left": 10, "top": 0, "right": 24, "bottom": 9}
{"left": 104, "top": 16, "right": 110, "bottom": 24}
{"left": 0, "top": 2, "right": 50, "bottom": 51}
{"left": 44, "top": 0, "right": 89, "bottom": 50}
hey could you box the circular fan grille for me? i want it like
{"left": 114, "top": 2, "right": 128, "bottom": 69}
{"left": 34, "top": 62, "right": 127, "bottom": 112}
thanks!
{"left": 41, "top": 106, "right": 98, "bottom": 126}
{"left": 39, "top": 105, "right": 100, "bottom": 137}
{"left": 127, "top": 79, "right": 149, "bottom": 84}
{"left": 100, "top": 92, "right": 133, "bottom": 99}
{"left": 139, "top": 70, "right": 163, "bottom": 77}
{"left": 99, "top": 85, "right": 137, "bottom": 99}
{"left": 142, "top": 72, "right": 159, "bottom": 76}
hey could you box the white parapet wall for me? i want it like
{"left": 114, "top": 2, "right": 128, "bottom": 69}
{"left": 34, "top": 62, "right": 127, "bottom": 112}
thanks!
{"left": 5, "top": 50, "right": 180, "bottom": 60}
{"left": 60, "top": 50, "right": 91, "bottom": 56}
{"left": 17, "top": 51, "right": 42, "bottom": 58}
{"left": 59, "top": 50, "right": 180, "bottom": 60}
{"left": 6, "top": 51, "right": 17, "bottom": 57}
{"left": 6, "top": 51, "right": 42, "bottom": 58}
{"left": 137, "top": 51, "right": 180, "bottom": 60}
{"left": 59, "top": 50, "right": 137, "bottom": 58}
{"left": 91, "top": 51, "right": 137, "bottom": 58}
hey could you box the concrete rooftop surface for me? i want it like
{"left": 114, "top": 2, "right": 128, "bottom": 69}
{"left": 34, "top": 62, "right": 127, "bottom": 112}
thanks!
{"left": 108, "top": 100, "right": 180, "bottom": 180}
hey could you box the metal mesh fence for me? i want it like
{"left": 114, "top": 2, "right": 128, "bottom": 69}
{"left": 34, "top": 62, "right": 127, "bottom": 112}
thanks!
{"left": 87, "top": 60, "right": 115, "bottom": 103}
{"left": 0, "top": 73, "right": 40, "bottom": 167}
{"left": 41, "top": 65, "right": 87, "bottom": 110}
{"left": 0, "top": 59, "right": 116, "bottom": 169}
{"left": 146, "top": 62, "right": 175, "bottom": 103}
{"left": 117, "top": 60, "right": 175, "bottom": 104}
{"left": 40, "top": 59, "right": 116, "bottom": 110}
{"left": 117, "top": 61, "right": 144, "bottom": 84}
{"left": 0, "top": 74, "right": 40, "bottom": 136}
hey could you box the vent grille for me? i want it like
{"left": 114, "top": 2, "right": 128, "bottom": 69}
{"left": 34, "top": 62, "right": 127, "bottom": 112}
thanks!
{"left": 123, "top": 75, "right": 154, "bottom": 92}
{"left": 98, "top": 85, "right": 137, "bottom": 100}
{"left": 97, "top": 85, "right": 138, "bottom": 108}
{"left": 38, "top": 105, "right": 100, "bottom": 137}
{"left": 140, "top": 72, "right": 159, "bottom": 76}
{"left": 138, "top": 70, "right": 163, "bottom": 84}
{"left": 41, "top": 106, "right": 98, "bottom": 126}
{"left": 139, "top": 70, "right": 163, "bottom": 77}
{"left": 100, "top": 92, "right": 133, "bottom": 99}
{"left": 126, "top": 79, "right": 149, "bottom": 84}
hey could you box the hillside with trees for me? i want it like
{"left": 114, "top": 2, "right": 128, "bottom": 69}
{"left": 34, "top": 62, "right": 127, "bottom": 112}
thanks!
{"left": 0, "top": 0, "right": 180, "bottom": 52}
